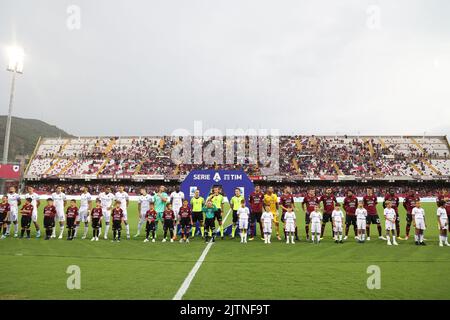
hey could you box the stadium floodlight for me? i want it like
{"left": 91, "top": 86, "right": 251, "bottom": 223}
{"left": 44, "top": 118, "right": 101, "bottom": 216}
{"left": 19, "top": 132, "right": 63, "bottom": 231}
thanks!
{"left": 3, "top": 45, "right": 24, "bottom": 164}
{"left": 6, "top": 46, "right": 24, "bottom": 73}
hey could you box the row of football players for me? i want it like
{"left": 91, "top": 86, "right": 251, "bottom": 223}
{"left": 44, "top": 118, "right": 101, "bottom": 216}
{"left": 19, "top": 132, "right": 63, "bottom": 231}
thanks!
{"left": 1, "top": 192, "right": 447, "bottom": 246}
{"left": 1, "top": 185, "right": 449, "bottom": 245}
{"left": 0, "top": 185, "right": 184, "bottom": 241}
{"left": 256, "top": 186, "right": 450, "bottom": 242}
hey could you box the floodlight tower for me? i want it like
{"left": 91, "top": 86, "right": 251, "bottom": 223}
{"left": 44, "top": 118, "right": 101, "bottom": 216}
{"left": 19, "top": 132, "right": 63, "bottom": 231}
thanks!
{"left": 3, "top": 46, "right": 24, "bottom": 164}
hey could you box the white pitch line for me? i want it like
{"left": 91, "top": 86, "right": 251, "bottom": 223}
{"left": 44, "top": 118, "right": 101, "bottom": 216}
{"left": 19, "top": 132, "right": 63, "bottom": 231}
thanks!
{"left": 173, "top": 241, "right": 213, "bottom": 300}
{"left": 173, "top": 208, "right": 231, "bottom": 300}
{"left": 222, "top": 207, "right": 232, "bottom": 224}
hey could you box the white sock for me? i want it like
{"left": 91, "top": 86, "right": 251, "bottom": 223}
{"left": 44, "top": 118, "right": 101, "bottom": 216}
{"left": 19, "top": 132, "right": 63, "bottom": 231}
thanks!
{"left": 392, "top": 236, "right": 396, "bottom": 242}
{"left": 126, "top": 224, "right": 130, "bottom": 236}
{"left": 420, "top": 234, "right": 424, "bottom": 242}
{"left": 52, "top": 227, "right": 56, "bottom": 237}
{"left": 105, "top": 224, "right": 110, "bottom": 237}
{"left": 14, "top": 223, "right": 18, "bottom": 234}
{"left": 414, "top": 234, "right": 418, "bottom": 241}
{"left": 83, "top": 224, "right": 89, "bottom": 237}
{"left": 6, "top": 224, "right": 10, "bottom": 234}
{"left": 73, "top": 226, "right": 79, "bottom": 237}
{"left": 59, "top": 225, "right": 65, "bottom": 237}
{"left": 291, "top": 235, "right": 294, "bottom": 242}
{"left": 137, "top": 221, "right": 143, "bottom": 233}
{"left": 386, "top": 235, "right": 390, "bottom": 242}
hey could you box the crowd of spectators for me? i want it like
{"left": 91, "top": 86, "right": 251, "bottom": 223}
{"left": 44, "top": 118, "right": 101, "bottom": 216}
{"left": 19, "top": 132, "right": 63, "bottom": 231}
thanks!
{"left": 25, "top": 135, "right": 450, "bottom": 179}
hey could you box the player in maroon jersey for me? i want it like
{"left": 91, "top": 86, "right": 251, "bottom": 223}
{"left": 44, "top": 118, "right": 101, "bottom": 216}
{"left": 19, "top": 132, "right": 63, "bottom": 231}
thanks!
{"left": 403, "top": 189, "right": 420, "bottom": 240}
{"left": 363, "top": 188, "right": 384, "bottom": 240}
{"left": 0, "top": 195, "right": 11, "bottom": 238}
{"left": 302, "top": 189, "right": 319, "bottom": 241}
{"left": 343, "top": 190, "right": 358, "bottom": 240}
{"left": 162, "top": 203, "right": 176, "bottom": 243}
{"left": 178, "top": 200, "right": 192, "bottom": 243}
{"left": 280, "top": 186, "right": 298, "bottom": 241}
{"left": 437, "top": 188, "right": 450, "bottom": 226}
{"left": 248, "top": 185, "right": 265, "bottom": 240}
{"left": 43, "top": 198, "right": 57, "bottom": 240}
{"left": 66, "top": 199, "right": 79, "bottom": 240}
{"left": 19, "top": 198, "right": 34, "bottom": 239}
{"left": 90, "top": 199, "right": 103, "bottom": 241}
{"left": 383, "top": 189, "right": 402, "bottom": 239}
{"left": 111, "top": 201, "right": 124, "bottom": 242}
{"left": 319, "top": 188, "right": 337, "bottom": 239}
{"left": 144, "top": 202, "right": 158, "bottom": 242}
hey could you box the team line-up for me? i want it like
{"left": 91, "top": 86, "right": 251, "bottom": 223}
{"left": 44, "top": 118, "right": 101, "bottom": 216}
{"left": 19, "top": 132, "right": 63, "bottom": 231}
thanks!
{"left": 1, "top": 185, "right": 449, "bottom": 247}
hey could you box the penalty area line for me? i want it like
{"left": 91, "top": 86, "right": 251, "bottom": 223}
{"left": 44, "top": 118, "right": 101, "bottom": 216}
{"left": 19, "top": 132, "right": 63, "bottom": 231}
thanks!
{"left": 172, "top": 208, "right": 231, "bottom": 300}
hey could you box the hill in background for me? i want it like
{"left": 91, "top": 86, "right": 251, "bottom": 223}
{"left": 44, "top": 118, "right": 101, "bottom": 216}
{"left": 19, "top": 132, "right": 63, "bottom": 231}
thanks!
{"left": 0, "top": 116, "right": 72, "bottom": 162}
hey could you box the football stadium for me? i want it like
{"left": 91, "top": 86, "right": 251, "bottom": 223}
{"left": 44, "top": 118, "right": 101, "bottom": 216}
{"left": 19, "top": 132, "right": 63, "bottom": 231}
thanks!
{"left": 0, "top": 135, "right": 449, "bottom": 300}
{"left": 1, "top": 0, "right": 450, "bottom": 307}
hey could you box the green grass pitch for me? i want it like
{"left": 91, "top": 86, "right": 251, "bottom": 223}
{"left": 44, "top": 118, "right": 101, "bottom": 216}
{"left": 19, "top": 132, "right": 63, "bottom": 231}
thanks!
{"left": 0, "top": 202, "right": 448, "bottom": 300}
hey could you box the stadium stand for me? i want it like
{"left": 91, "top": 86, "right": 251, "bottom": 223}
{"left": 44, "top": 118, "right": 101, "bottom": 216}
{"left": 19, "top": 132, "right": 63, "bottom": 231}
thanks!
{"left": 24, "top": 135, "right": 450, "bottom": 181}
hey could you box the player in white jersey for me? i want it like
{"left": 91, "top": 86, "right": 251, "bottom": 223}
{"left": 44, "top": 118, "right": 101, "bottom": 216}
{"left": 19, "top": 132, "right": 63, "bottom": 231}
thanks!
{"left": 412, "top": 201, "right": 426, "bottom": 246}
{"left": 384, "top": 201, "right": 398, "bottom": 246}
{"left": 135, "top": 188, "right": 153, "bottom": 237}
{"left": 115, "top": 186, "right": 130, "bottom": 239}
{"left": 437, "top": 200, "right": 450, "bottom": 246}
{"left": 6, "top": 186, "right": 21, "bottom": 237}
{"left": 75, "top": 186, "right": 92, "bottom": 239}
{"left": 284, "top": 205, "right": 296, "bottom": 244}
{"left": 237, "top": 200, "right": 250, "bottom": 243}
{"left": 24, "top": 186, "right": 41, "bottom": 238}
{"left": 51, "top": 186, "right": 67, "bottom": 239}
{"left": 170, "top": 187, "right": 185, "bottom": 240}
{"left": 356, "top": 201, "right": 368, "bottom": 243}
{"left": 332, "top": 204, "right": 344, "bottom": 243}
{"left": 309, "top": 205, "right": 322, "bottom": 244}
{"left": 98, "top": 187, "right": 115, "bottom": 239}
{"left": 261, "top": 205, "right": 274, "bottom": 244}
{"left": 170, "top": 187, "right": 185, "bottom": 218}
